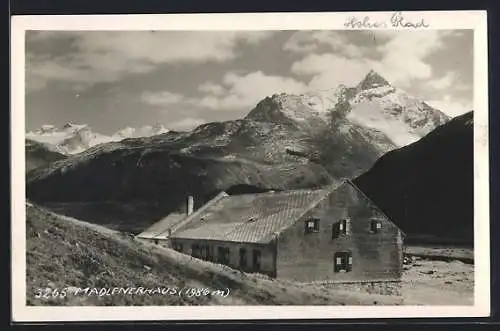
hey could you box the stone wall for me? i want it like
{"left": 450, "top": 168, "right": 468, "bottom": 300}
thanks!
{"left": 304, "top": 280, "right": 402, "bottom": 296}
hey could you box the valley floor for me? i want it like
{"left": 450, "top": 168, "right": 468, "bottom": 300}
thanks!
{"left": 401, "top": 257, "right": 474, "bottom": 305}
{"left": 24, "top": 203, "right": 474, "bottom": 307}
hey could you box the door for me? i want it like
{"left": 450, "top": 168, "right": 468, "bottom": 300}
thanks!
{"left": 252, "top": 249, "right": 261, "bottom": 270}
{"left": 239, "top": 248, "right": 247, "bottom": 268}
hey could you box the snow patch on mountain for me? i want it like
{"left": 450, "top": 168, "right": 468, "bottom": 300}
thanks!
{"left": 112, "top": 124, "right": 169, "bottom": 140}
{"left": 26, "top": 123, "right": 170, "bottom": 155}
{"left": 247, "top": 70, "right": 450, "bottom": 148}
{"left": 348, "top": 84, "right": 449, "bottom": 146}
{"left": 346, "top": 101, "right": 421, "bottom": 146}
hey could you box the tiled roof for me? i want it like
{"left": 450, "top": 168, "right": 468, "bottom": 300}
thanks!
{"left": 136, "top": 212, "right": 186, "bottom": 239}
{"left": 170, "top": 185, "right": 338, "bottom": 244}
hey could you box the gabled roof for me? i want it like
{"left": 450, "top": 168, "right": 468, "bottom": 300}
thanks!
{"left": 170, "top": 184, "right": 339, "bottom": 244}
{"left": 136, "top": 212, "right": 186, "bottom": 239}
{"left": 136, "top": 191, "right": 230, "bottom": 240}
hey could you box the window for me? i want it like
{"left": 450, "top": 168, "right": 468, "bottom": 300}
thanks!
{"left": 304, "top": 218, "right": 320, "bottom": 233}
{"left": 217, "top": 247, "right": 230, "bottom": 264}
{"left": 207, "top": 246, "right": 214, "bottom": 261}
{"left": 200, "top": 245, "right": 206, "bottom": 259}
{"left": 191, "top": 244, "right": 202, "bottom": 258}
{"left": 332, "top": 219, "right": 350, "bottom": 238}
{"left": 202, "top": 245, "right": 212, "bottom": 261}
{"left": 370, "top": 219, "right": 382, "bottom": 233}
{"left": 178, "top": 243, "right": 183, "bottom": 252}
{"left": 334, "top": 252, "right": 353, "bottom": 272}
{"left": 154, "top": 239, "right": 159, "bottom": 245}
{"left": 172, "top": 243, "right": 182, "bottom": 251}
{"left": 252, "top": 249, "right": 262, "bottom": 270}
{"left": 239, "top": 248, "right": 247, "bottom": 267}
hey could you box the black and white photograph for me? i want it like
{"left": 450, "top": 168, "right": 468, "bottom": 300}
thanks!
{"left": 11, "top": 11, "right": 490, "bottom": 321}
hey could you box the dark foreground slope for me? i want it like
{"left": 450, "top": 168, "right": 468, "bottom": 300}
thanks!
{"left": 354, "top": 111, "right": 474, "bottom": 245}
{"left": 26, "top": 202, "right": 403, "bottom": 306}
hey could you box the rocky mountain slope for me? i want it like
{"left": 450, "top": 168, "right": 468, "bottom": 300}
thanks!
{"left": 353, "top": 111, "right": 474, "bottom": 245}
{"left": 347, "top": 70, "right": 449, "bottom": 146}
{"left": 247, "top": 70, "right": 449, "bottom": 147}
{"left": 26, "top": 71, "right": 451, "bottom": 233}
{"left": 26, "top": 123, "right": 169, "bottom": 155}
{"left": 26, "top": 202, "right": 403, "bottom": 306}
{"left": 25, "top": 139, "right": 67, "bottom": 173}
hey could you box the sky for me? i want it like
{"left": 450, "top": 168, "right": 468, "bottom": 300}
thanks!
{"left": 25, "top": 29, "right": 473, "bottom": 134}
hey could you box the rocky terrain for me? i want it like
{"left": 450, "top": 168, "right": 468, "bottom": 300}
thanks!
{"left": 401, "top": 253, "right": 473, "bottom": 305}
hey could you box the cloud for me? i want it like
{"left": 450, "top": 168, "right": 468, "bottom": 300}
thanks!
{"left": 197, "top": 82, "right": 225, "bottom": 96}
{"left": 427, "top": 71, "right": 472, "bottom": 92}
{"left": 428, "top": 72, "right": 455, "bottom": 89}
{"left": 141, "top": 91, "right": 184, "bottom": 106}
{"left": 169, "top": 117, "right": 206, "bottom": 131}
{"left": 291, "top": 53, "right": 373, "bottom": 89}
{"left": 138, "top": 71, "right": 308, "bottom": 113}
{"left": 192, "top": 71, "right": 308, "bottom": 110}
{"left": 26, "top": 31, "right": 275, "bottom": 92}
{"left": 372, "top": 30, "right": 461, "bottom": 86}
{"left": 139, "top": 70, "right": 308, "bottom": 113}
{"left": 284, "top": 31, "right": 364, "bottom": 57}
{"left": 426, "top": 95, "right": 473, "bottom": 117}
{"left": 288, "top": 30, "right": 461, "bottom": 90}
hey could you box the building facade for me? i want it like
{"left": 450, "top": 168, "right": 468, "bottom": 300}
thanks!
{"left": 144, "top": 180, "right": 405, "bottom": 284}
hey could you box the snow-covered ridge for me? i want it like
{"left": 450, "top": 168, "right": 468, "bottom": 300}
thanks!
{"left": 247, "top": 70, "right": 450, "bottom": 148}
{"left": 26, "top": 123, "right": 170, "bottom": 155}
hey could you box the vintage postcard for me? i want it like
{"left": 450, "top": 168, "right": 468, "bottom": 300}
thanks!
{"left": 11, "top": 10, "right": 490, "bottom": 322}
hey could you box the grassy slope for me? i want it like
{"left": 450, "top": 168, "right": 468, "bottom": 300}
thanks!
{"left": 26, "top": 203, "right": 403, "bottom": 306}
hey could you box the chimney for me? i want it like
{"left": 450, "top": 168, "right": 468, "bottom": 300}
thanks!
{"left": 187, "top": 195, "right": 194, "bottom": 216}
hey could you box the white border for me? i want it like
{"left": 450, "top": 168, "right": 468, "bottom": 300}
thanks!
{"left": 11, "top": 10, "right": 490, "bottom": 322}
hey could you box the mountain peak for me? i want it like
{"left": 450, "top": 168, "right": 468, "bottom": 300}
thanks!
{"left": 62, "top": 123, "right": 89, "bottom": 131}
{"left": 357, "top": 70, "right": 391, "bottom": 91}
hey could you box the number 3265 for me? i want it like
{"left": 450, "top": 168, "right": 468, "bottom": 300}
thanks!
{"left": 34, "top": 288, "right": 67, "bottom": 299}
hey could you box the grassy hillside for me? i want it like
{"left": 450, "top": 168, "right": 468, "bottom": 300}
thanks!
{"left": 26, "top": 203, "right": 404, "bottom": 306}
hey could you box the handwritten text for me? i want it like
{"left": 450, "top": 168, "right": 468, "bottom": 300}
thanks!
{"left": 344, "top": 12, "right": 429, "bottom": 29}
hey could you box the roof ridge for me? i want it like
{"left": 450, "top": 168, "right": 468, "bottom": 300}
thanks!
{"left": 219, "top": 185, "right": 330, "bottom": 199}
{"left": 155, "top": 191, "right": 228, "bottom": 238}
{"left": 279, "top": 184, "right": 338, "bottom": 236}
